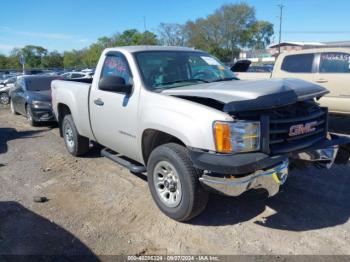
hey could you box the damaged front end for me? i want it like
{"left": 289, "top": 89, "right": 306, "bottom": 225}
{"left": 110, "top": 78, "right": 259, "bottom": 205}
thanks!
{"left": 290, "top": 134, "right": 350, "bottom": 169}
{"left": 196, "top": 134, "right": 350, "bottom": 198}
{"left": 191, "top": 100, "right": 350, "bottom": 198}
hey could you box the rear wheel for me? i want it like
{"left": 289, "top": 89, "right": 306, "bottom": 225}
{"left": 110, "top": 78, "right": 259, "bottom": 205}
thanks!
{"left": 147, "top": 143, "right": 209, "bottom": 222}
{"left": 0, "top": 92, "right": 9, "bottom": 105}
{"left": 62, "top": 114, "right": 89, "bottom": 156}
{"left": 26, "top": 104, "right": 38, "bottom": 126}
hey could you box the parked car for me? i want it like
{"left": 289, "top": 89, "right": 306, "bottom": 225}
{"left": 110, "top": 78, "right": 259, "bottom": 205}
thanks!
{"left": 10, "top": 75, "right": 58, "bottom": 126}
{"left": 51, "top": 46, "right": 350, "bottom": 222}
{"left": 235, "top": 48, "right": 350, "bottom": 116}
{"left": 231, "top": 60, "right": 273, "bottom": 80}
{"left": 0, "top": 76, "right": 17, "bottom": 104}
{"left": 273, "top": 48, "right": 350, "bottom": 115}
{"left": 61, "top": 72, "right": 92, "bottom": 80}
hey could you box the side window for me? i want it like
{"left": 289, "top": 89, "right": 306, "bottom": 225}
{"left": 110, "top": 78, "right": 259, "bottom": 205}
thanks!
{"left": 71, "top": 73, "right": 84, "bottom": 78}
{"left": 281, "top": 54, "right": 315, "bottom": 73}
{"left": 319, "top": 52, "right": 350, "bottom": 73}
{"left": 101, "top": 54, "right": 132, "bottom": 84}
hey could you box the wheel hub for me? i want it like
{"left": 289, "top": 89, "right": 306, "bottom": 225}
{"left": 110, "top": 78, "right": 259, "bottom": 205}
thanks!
{"left": 0, "top": 93, "right": 9, "bottom": 104}
{"left": 153, "top": 161, "right": 182, "bottom": 208}
{"left": 64, "top": 125, "right": 74, "bottom": 148}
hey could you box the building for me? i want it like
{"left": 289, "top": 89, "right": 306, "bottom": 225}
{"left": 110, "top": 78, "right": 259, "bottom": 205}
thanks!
{"left": 239, "top": 40, "right": 350, "bottom": 63}
{"left": 268, "top": 41, "right": 326, "bottom": 56}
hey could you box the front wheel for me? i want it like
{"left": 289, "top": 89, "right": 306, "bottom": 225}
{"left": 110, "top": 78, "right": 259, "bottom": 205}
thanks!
{"left": 0, "top": 92, "right": 10, "bottom": 105}
{"left": 10, "top": 99, "right": 18, "bottom": 115}
{"left": 26, "top": 104, "right": 38, "bottom": 126}
{"left": 147, "top": 143, "right": 209, "bottom": 222}
{"left": 62, "top": 114, "right": 89, "bottom": 156}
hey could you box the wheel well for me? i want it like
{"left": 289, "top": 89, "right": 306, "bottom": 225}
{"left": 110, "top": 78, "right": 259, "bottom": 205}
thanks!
{"left": 57, "top": 104, "right": 71, "bottom": 137}
{"left": 142, "top": 129, "right": 185, "bottom": 165}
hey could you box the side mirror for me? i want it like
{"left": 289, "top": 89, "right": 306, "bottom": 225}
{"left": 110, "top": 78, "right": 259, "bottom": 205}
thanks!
{"left": 99, "top": 76, "right": 132, "bottom": 94}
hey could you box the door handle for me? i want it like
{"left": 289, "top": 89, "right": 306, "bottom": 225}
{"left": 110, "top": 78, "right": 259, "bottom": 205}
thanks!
{"left": 94, "top": 98, "right": 104, "bottom": 106}
{"left": 316, "top": 79, "right": 328, "bottom": 83}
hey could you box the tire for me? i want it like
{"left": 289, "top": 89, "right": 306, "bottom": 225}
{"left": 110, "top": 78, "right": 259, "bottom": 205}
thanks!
{"left": 62, "top": 114, "right": 89, "bottom": 156}
{"left": 147, "top": 143, "right": 209, "bottom": 222}
{"left": 10, "top": 99, "right": 18, "bottom": 115}
{"left": 26, "top": 104, "right": 38, "bottom": 126}
{"left": 0, "top": 92, "right": 10, "bottom": 105}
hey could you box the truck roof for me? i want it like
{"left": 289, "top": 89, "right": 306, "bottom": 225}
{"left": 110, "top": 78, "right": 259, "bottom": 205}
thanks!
{"left": 278, "top": 47, "right": 350, "bottom": 56}
{"left": 104, "top": 45, "right": 200, "bottom": 53}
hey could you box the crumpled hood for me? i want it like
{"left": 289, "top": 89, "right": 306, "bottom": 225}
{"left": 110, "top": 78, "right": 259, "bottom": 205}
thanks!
{"left": 161, "top": 78, "right": 329, "bottom": 112}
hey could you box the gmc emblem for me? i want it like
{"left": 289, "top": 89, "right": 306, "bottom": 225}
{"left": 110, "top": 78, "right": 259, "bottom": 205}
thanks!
{"left": 289, "top": 121, "right": 317, "bottom": 137}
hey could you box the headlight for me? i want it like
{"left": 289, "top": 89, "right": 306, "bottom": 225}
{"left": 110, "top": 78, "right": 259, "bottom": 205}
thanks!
{"left": 32, "top": 101, "right": 51, "bottom": 109}
{"left": 213, "top": 121, "right": 261, "bottom": 153}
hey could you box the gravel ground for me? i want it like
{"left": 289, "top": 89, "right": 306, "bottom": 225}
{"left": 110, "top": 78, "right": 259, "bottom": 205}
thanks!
{"left": 1, "top": 104, "right": 350, "bottom": 256}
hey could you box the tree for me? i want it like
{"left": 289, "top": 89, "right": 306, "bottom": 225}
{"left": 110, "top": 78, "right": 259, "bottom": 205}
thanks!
{"left": 63, "top": 50, "right": 83, "bottom": 68}
{"left": 21, "top": 45, "right": 48, "bottom": 68}
{"left": 182, "top": 3, "right": 273, "bottom": 61}
{"left": 41, "top": 51, "right": 63, "bottom": 68}
{"left": 6, "top": 48, "right": 22, "bottom": 69}
{"left": 245, "top": 21, "right": 274, "bottom": 50}
{"left": 158, "top": 23, "right": 186, "bottom": 46}
{"left": 113, "top": 29, "right": 158, "bottom": 46}
{"left": 0, "top": 54, "right": 8, "bottom": 69}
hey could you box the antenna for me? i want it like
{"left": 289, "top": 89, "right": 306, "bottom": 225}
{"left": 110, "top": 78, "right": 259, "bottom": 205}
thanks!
{"left": 278, "top": 4, "right": 285, "bottom": 54}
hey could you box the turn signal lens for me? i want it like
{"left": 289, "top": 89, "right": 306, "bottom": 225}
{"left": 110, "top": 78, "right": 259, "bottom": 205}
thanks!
{"left": 214, "top": 122, "right": 232, "bottom": 153}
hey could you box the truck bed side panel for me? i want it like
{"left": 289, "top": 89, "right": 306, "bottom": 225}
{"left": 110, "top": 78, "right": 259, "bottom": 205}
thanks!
{"left": 51, "top": 80, "right": 94, "bottom": 140}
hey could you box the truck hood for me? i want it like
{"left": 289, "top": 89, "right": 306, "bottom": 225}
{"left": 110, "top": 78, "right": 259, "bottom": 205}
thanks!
{"left": 161, "top": 78, "right": 329, "bottom": 113}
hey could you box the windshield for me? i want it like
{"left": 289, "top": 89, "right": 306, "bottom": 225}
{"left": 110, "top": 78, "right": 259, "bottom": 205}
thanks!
{"left": 25, "top": 77, "right": 56, "bottom": 91}
{"left": 135, "top": 51, "right": 237, "bottom": 90}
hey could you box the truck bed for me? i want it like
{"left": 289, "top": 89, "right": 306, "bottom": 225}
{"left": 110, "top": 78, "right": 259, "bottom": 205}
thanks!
{"left": 51, "top": 79, "right": 94, "bottom": 139}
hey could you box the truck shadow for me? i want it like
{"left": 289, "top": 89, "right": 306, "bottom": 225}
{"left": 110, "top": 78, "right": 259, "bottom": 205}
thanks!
{"left": 192, "top": 166, "right": 350, "bottom": 231}
{"left": 0, "top": 128, "right": 47, "bottom": 155}
{"left": 0, "top": 201, "right": 98, "bottom": 259}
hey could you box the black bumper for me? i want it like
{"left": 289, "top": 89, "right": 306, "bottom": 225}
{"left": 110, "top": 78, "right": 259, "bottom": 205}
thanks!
{"left": 31, "top": 107, "right": 55, "bottom": 122}
{"left": 188, "top": 134, "right": 350, "bottom": 175}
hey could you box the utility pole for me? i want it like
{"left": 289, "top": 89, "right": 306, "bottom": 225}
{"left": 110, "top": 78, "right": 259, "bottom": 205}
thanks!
{"left": 143, "top": 16, "right": 147, "bottom": 32}
{"left": 278, "top": 4, "right": 285, "bottom": 54}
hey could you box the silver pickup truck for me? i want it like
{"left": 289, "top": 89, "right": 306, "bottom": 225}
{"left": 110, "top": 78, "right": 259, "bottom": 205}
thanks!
{"left": 51, "top": 46, "right": 350, "bottom": 222}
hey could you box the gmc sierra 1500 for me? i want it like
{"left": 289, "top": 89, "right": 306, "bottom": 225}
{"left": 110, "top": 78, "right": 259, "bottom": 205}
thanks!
{"left": 51, "top": 46, "right": 350, "bottom": 222}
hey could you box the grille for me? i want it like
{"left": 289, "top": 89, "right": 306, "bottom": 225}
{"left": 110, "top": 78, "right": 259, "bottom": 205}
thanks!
{"left": 234, "top": 101, "right": 328, "bottom": 155}
{"left": 269, "top": 107, "right": 327, "bottom": 154}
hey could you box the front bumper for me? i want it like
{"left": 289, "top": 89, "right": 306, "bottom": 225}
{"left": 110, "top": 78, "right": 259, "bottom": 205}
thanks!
{"left": 190, "top": 134, "right": 350, "bottom": 197}
{"left": 30, "top": 106, "right": 55, "bottom": 122}
{"left": 200, "top": 160, "right": 289, "bottom": 197}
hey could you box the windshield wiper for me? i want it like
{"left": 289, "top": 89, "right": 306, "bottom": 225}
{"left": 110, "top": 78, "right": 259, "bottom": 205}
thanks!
{"left": 157, "top": 78, "right": 209, "bottom": 86}
{"left": 211, "top": 77, "right": 237, "bottom": 82}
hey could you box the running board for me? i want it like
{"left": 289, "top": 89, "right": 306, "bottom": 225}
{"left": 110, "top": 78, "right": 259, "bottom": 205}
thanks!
{"left": 101, "top": 148, "right": 147, "bottom": 173}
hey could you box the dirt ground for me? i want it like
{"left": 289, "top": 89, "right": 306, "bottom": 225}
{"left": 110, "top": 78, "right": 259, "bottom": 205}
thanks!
{"left": 1, "top": 104, "right": 350, "bottom": 256}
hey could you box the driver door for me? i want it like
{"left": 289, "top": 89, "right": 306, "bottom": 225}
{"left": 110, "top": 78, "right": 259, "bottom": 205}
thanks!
{"left": 89, "top": 52, "right": 140, "bottom": 160}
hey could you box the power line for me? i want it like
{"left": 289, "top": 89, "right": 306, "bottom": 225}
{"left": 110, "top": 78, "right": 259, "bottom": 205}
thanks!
{"left": 143, "top": 16, "right": 147, "bottom": 32}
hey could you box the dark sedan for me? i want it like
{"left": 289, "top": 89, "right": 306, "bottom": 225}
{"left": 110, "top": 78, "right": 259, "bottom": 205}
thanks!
{"left": 9, "top": 75, "right": 58, "bottom": 126}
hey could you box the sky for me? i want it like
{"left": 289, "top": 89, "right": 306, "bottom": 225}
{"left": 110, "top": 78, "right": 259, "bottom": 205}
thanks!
{"left": 1, "top": 0, "right": 350, "bottom": 55}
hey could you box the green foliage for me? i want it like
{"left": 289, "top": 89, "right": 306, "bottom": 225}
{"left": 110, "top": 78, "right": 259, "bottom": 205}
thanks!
{"left": 41, "top": 51, "right": 63, "bottom": 68}
{"left": 182, "top": 3, "right": 274, "bottom": 61}
{"left": 21, "top": 45, "right": 48, "bottom": 68}
{"left": 63, "top": 50, "right": 84, "bottom": 68}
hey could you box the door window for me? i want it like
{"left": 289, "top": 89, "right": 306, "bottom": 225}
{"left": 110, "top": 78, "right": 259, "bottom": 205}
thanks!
{"left": 281, "top": 54, "right": 315, "bottom": 73}
{"left": 101, "top": 54, "right": 132, "bottom": 84}
{"left": 319, "top": 52, "right": 350, "bottom": 73}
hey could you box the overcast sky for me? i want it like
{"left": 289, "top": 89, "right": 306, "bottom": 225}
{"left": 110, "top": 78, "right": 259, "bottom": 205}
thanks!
{"left": 1, "top": 0, "right": 350, "bottom": 54}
